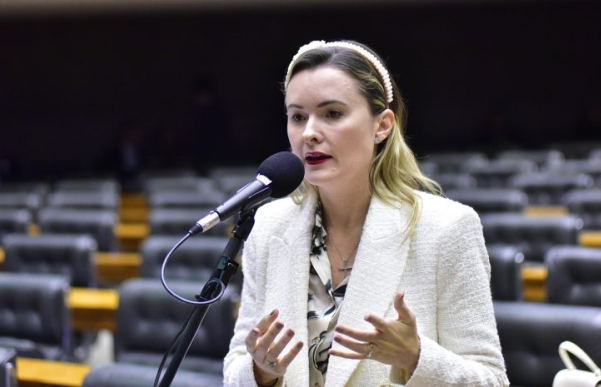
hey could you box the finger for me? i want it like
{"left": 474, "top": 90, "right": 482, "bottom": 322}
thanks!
{"left": 257, "top": 309, "right": 279, "bottom": 333}
{"left": 275, "top": 340, "right": 304, "bottom": 369}
{"left": 266, "top": 329, "right": 296, "bottom": 361}
{"left": 256, "top": 321, "right": 285, "bottom": 359}
{"left": 245, "top": 328, "right": 261, "bottom": 353}
{"left": 333, "top": 333, "right": 372, "bottom": 355}
{"left": 335, "top": 324, "right": 377, "bottom": 343}
{"left": 364, "top": 313, "right": 389, "bottom": 331}
{"left": 394, "top": 292, "right": 415, "bottom": 324}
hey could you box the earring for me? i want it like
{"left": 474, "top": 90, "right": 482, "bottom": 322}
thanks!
{"left": 374, "top": 137, "right": 381, "bottom": 144}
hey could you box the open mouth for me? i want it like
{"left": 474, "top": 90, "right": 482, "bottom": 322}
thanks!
{"left": 305, "top": 153, "right": 331, "bottom": 165}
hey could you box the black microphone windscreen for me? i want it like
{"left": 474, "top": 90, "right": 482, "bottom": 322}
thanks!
{"left": 257, "top": 152, "right": 305, "bottom": 198}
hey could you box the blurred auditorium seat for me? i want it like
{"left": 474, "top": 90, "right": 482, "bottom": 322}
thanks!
{"left": 0, "top": 347, "right": 17, "bottom": 387}
{"left": 54, "top": 178, "right": 120, "bottom": 194}
{"left": 480, "top": 213, "right": 583, "bottom": 263}
{"left": 422, "top": 152, "right": 488, "bottom": 173}
{"left": 564, "top": 188, "right": 601, "bottom": 229}
{"left": 488, "top": 245, "right": 524, "bottom": 301}
{"left": 445, "top": 188, "right": 527, "bottom": 214}
{"left": 0, "top": 273, "right": 73, "bottom": 361}
{"left": 0, "top": 210, "right": 31, "bottom": 243}
{"left": 508, "top": 173, "right": 594, "bottom": 205}
{"left": 148, "top": 208, "right": 231, "bottom": 237}
{"left": 2, "top": 234, "right": 97, "bottom": 288}
{"left": 139, "top": 235, "right": 230, "bottom": 282}
{"left": 147, "top": 190, "right": 226, "bottom": 210}
{"left": 114, "top": 279, "right": 238, "bottom": 376}
{"left": 463, "top": 159, "right": 537, "bottom": 188}
{"left": 545, "top": 159, "right": 601, "bottom": 181}
{"left": 545, "top": 246, "right": 601, "bottom": 306}
{"left": 45, "top": 191, "right": 119, "bottom": 210}
{"left": 82, "top": 363, "right": 223, "bottom": 387}
{"left": 38, "top": 208, "right": 119, "bottom": 252}
{"left": 0, "top": 182, "right": 51, "bottom": 198}
{"left": 495, "top": 149, "right": 564, "bottom": 168}
{"left": 428, "top": 173, "right": 477, "bottom": 190}
{"left": 494, "top": 301, "right": 601, "bottom": 387}
{"left": 143, "top": 176, "right": 217, "bottom": 194}
{"left": 0, "top": 193, "right": 42, "bottom": 223}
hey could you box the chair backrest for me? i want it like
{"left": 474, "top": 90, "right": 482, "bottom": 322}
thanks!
{"left": 423, "top": 152, "right": 488, "bottom": 173}
{"left": 38, "top": 208, "right": 118, "bottom": 252}
{"left": 445, "top": 189, "right": 528, "bottom": 214}
{"left": 494, "top": 301, "right": 601, "bottom": 387}
{"left": 82, "top": 363, "right": 223, "bottom": 387}
{"left": 464, "top": 159, "right": 537, "bottom": 188}
{"left": 0, "top": 192, "right": 41, "bottom": 216}
{"left": 0, "top": 347, "right": 17, "bottom": 387}
{"left": 45, "top": 191, "right": 119, "bottom": 210}
{"left": 0, "top": 273, "right": 71, "bottom": 361}
{"left": 53, "top": 179, "right": 120, "bottom": 194}
{"left": 0, "top": 210, "right": 30, "bottom": 242}
{"left": 115, "top": 279, "right": 238, "bottom": 374}
{"left": 480, "top": 213, "right": 583, "bottom": 262}
{"left": 148, "top": 208, "right": 231, "bottom": 237}
{"left": 2, "top": 233, "right": 97, "bottom": 287}
{"left": 487, "top": 245, "right": 524, "bottom": 301}
{"left": 564, "top": 188, "right": 601, "bottom": 229}
{"left": 508, "top": 173, "right": 594, "bottom": 205}
{"left": 139, "top": 235, "right": 230, "bottom": 281}
{"left": 546, "top": 246, "right": 601, "bottom": 306}
{"left": 429, "top": 173, "right": 477, "bottom": 190}
{"left": 495, "top": 149, "right": 564, "bottom": 167}
{"left": 147, "top": 191, "right": 226, "bottom": 210}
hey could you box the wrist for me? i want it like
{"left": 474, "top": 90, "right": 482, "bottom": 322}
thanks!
{"left": 257, "top": 378, "right": 279, "bottom": 387}
{"left": 253, "top": 362, "right": 279, "bottom": 387}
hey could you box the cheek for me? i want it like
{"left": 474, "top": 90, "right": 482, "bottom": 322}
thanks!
{"left": 287, "top": 128, "right": 302, "bottom": 155}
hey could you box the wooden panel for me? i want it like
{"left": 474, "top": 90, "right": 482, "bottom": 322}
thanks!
{"left": 95, "top": 251, "right": 141, "bottom": 283}
{"left": 579, "top": 231, "right": 601, "bottom": 247}
{"left": 68, "top": 287, "right": 119, "bottom": 331}
{"left": 523, "top": 206, "right": 569, "bottom": 217}
{"left": 17, "top": 357, "right": 90, "bottom": 387}
{"left": 521, "top": 266, "right": 548, "bottom": 302}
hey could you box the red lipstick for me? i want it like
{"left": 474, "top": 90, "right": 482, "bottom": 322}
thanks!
{"left": 305, "top": 152, "right": 331, "bottom": 165}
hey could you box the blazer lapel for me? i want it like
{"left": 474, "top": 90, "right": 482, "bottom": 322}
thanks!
{"left": 263, "top": 193, "right": 318, "bottom": 387}
{"left": 326, "top": 197, "right": 413, "bottom": 387}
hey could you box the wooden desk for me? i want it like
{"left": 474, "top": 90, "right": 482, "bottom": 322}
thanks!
{"left": 523, "top": 206, "right": 569, "bottom": 217}
{"left": 521, "top": 266, "right": 548, "bottom": 302}
{"left": 579, "top": 231, "right": 601, "bottom": 247}
{"left": 17, "top": 357, "right": 90, "bottom": 387}
{"left": 68, "top": 287, "right": 119, "bottom": 331}
{"left": 95, "top": 252, "right": 141, "bottom": 283}
{"left": 114, "top": 223, "right": 149, "bottom": 251}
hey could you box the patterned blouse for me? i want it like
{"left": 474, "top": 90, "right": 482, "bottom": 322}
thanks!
{"left": 308, "top": 203, "right": 350, "bottom": 387}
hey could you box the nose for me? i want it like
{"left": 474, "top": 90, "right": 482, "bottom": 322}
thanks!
{"left": 301, "top": 116, "right": 322, "bottom": 144}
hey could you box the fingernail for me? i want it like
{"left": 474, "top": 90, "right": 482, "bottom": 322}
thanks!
{"left": 364, "top": 315, "right": 371, "bottom": 322}
{"left": 270, "top": 309, "right": 276, "bottom": 316}
{"left": 251, "top": 329, "right": 258, "bottom": 337}
{"left": 275, "top": 321, "right": 284, "bottom": 329}
{"left": 287, "top": 329, "right": 294, "bottom": 337}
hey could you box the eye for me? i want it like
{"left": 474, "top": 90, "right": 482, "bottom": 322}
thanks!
{"left": 289, "top": 113, "right": 305, "bottom": 123}
{"left": 326, "top": 110, "right": 343, "bottom": 119}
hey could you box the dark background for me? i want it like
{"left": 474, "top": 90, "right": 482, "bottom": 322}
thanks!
{"left": 1, "top": 0, "right": 600, "bottom": 181}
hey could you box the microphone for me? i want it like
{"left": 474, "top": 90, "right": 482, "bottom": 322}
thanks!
{"left": 189, "top": 151, "right": 304, "bottom": 235}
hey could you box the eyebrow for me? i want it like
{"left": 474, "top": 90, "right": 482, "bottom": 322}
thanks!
{"left": 286, "top": 100, "right": 348, "bottom": 110}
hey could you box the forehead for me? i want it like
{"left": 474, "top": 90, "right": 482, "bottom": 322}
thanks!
{"left": 285, "top": 66, "right": 363, "bottom": 105}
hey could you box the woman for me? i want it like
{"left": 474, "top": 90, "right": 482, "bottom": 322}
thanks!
{"left": 223, "top": 40, "right": 509, "bottom": 387}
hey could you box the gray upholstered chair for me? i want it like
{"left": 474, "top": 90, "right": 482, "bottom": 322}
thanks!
{"left": 564, "top": 188, "right": 601, "bottom": 229}
{"left": 114, "top": 279, "right": 238, "bottom": 376}
{"left": 0, "top": 347, "right": 17, "bottom": 387}
{"left": 139, "top": 235, "right": 231, "bottom": 282}
{"left": 0, "top": 273, "right": 72, "bottom": 361}
{"left": 2, "top": 233, "right": 97, "bottom": 288}
{"left": 545, "top": 245, "right": 601, "bottom": 306}
{"left": 494, "top": 301, "right": 601, "bottom": 387}
{"left": 480, "top": 213, "right": 583, "bottom": 263}
{"left": 487, "top": 245, "right": 524, "bottom": 301}
{"left": 445, "top": 188, "right": 528, "bottom": 214}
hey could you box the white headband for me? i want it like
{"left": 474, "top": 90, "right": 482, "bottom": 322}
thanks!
{"left": 284, "top": 40, "right": 394, "bottom": 105}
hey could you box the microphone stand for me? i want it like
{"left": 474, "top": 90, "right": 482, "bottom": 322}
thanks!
{"left": 158, "top": 208, "right": 257, "bottom": 387}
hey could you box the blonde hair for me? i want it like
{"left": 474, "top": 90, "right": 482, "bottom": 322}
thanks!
{"left": 285, "top": 40, "right": 441, "bottom": 237}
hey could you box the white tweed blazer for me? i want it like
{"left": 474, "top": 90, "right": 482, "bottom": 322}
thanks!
{"left": 224, "top": 191, "right": 509, "bottom": 387}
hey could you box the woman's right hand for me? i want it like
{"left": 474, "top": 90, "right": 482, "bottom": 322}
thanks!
{"left": 245, "top": 309, "right": 304, "bottom": 386}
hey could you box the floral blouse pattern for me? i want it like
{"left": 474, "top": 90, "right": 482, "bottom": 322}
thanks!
{"left": 308, "top": 203, "right": 350, "bottom": 387}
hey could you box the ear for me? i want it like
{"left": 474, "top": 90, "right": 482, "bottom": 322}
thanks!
{"left": 374, "top": 108, "right": 395, "bottom": 142}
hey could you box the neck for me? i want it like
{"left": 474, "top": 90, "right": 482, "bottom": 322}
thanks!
{"left": 319, "top": 184, "right": 371, "bottom": 232}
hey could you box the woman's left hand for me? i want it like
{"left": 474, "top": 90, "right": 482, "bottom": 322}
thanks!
{"left": 329, "top": 292, "right": 420, "bottom": 373}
